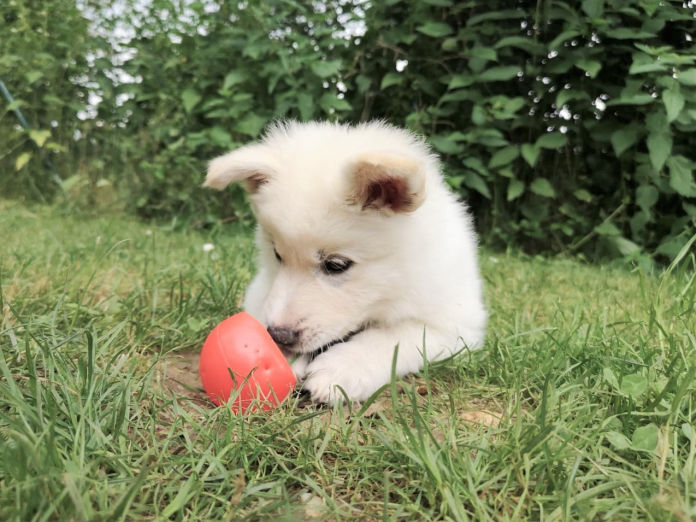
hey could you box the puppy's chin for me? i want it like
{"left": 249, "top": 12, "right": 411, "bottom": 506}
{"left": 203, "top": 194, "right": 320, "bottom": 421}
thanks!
{"left": 274, "top": 336, "right": 342, "bottom": 357}
{"left": 278, "top": 339, "right": 324, "bottom": 356}
{"left": 289, "top": 324, "right": 368, "bottom": 357}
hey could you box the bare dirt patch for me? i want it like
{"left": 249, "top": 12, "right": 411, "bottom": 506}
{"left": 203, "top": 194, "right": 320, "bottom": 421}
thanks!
{"left": 154, "top": 349, "right": 210, "bottom": 406}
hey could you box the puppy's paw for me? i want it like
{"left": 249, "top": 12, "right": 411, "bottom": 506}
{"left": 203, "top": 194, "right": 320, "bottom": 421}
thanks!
{"left": 288, "top": 353, "right": 310, "bottom": 380}
{"left": 303, "top": 347, "right": 379, "bottom": 403}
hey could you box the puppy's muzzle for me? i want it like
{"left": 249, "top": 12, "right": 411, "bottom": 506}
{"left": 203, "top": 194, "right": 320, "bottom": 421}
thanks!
{"left": 267, "top": 326, "right": 300, "bottom": 348}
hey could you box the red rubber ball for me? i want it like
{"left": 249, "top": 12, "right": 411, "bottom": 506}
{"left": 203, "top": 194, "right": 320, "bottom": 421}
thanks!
{"left": 199, "top": 312, "right": 296, "bottom": 412}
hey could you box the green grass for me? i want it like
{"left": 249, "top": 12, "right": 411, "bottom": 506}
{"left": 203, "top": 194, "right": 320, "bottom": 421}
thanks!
{"left": 1, "top": 199, "right": 695, "bottom": 521}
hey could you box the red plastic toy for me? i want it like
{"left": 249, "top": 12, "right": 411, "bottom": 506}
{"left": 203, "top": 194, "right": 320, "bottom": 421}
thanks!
{"left": 199, "top": 312, "right": 296, "bottom": 412}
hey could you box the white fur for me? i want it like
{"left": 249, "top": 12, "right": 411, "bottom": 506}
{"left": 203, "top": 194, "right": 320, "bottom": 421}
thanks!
{"left": 206, "top": 121, "right": 487, "bottom": 403}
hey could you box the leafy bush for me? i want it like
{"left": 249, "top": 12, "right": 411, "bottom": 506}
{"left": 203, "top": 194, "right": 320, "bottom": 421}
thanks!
{"left": 354, "top": 0, "right": 696, "bottom": 261}
{"left": 0, "top": 0, "right": 116, "bottom": 204}
{"left": 102, "top": 0, "right": 363, "bottom": 221}
{"left": 1, "top": 0, "right": 695, "bottom": 262}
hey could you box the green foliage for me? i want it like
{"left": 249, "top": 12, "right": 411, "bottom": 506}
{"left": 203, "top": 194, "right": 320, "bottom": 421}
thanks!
{"left": 0, "top": 0, "right": 115, "bottom": 203}
{"left": 1, "top": 0, "right": 695, "bottom": 261}
{"left": 355, "top": 0, "right": 696, "bottom": 261}
{"left": 93, "top": 0, "right": 365, "bottom": 221}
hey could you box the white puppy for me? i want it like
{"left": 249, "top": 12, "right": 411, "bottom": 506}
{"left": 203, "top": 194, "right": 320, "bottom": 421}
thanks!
{"left": 205, "top": 121, "right": 486, "bottom": 403}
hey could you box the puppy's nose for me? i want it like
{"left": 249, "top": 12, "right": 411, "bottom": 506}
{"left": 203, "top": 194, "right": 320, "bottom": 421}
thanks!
{"left": 267, "top": 326, "right": 300, "bottom": 347}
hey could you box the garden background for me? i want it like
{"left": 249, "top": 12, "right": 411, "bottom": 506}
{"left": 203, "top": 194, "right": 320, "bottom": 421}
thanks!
{"left": 2, "top": 0, "right": 695, "bottom": 263}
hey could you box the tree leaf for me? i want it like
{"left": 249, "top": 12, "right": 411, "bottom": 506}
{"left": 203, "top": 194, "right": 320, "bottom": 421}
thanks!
{"left": 25, "top": 70, "right": 43, "bottom": 84}
{"left": 442, "top": 37, "right": 458, "bottom": 52}
{"left": 471, "top": 105, "right": 487, "bottom": 125}
{"left": 221, "top": 71, "right": 247, "bottom": 91}
{"left": 208, "top": 126, "right": 233, "bottom": 148}
{"left": 520, "top": 201, "right": 548, "bottom": 221}
{"left": 535, "top": 133, "right": 567, "bottom": 149}
{"left": 610, "top": 127, "right": 639, "bottom": 157}
{"left": 416, "top": 22, "right": 453, "bottom": 38}
{"left": 595, "top": 221, "right": 621, "bottom": 236}
{"left": 556, "top": 89, "right": 589, "bottom": 107}
{"left": 667, "top": 155, "right": 696, "bottom": 197}
{"left": 470, "top": 46, "right": 497, "bottom": 61}
{"left": 319, "top": 93, "right": 352, "bottom": 112}
{"left": 607, "top": 93, "right": 654, "bottom": 106}
{"left": 507, "top": 178, "right": 525, "bottom": 201}
{"left": 446, "top": 175, "right": 464, "bottom": 190}
{"left": 355, "top": 75, "right": 371, "bottom": 94}
{"left": 464, "top": 171, "right": 491, "bottom": 198}
{"left": 297, "top": 92, "right": 314, "bottom": 121}
{"left": 549, "top": 30, "right": 581, "bottom": 51}
{"left": 380, "top": 72, "right": 403, "bottom": 90}
{"left": 609, "top": 28, "right": 655, "bottom": 40}
{"left": 310, "top": 60, "right": 342, "bottom": 78}
{"left": 521, "top": 143, "right": 540, "bottom": 167}
{"left": 181, "top": 89, "right": 201, "bottom": 113}
{"left": 494, "top": 36, "right": 545, "bottom": 54}
{"left": 638, "top": 0, "right": 660, "bottom": 16}
{"left": 464, "top": 128, "right": 508, "bottom": 147}
{"left": 530, "top": 178, "right": 556, "bottom": 198}
{"left": 489, "top": 145, "right": 519, "bottom": 169}
{"left": 611, "top": 237, "right": 641, "bottom": 256}
{"left": 45, "top": 142, "right": 66, "bottom": 153}
{"left": 632, "top": 424, "right": 658, "bottom": 452}
{"left": 574, "top": 189, "right": 593, "bottom": 202}
{"left": 233, "top": 113, "right": 266, "bottom": 137}
{"left": 15, "top": 152, "right": 31, "bottom": 171}
{"left": 636, "top": 185, "right": 659, "bottom": 211}
{"left": 467, "top": 9, "right": 526, "bottom": 26}
{"left": 489, "top": 96, "right": 526, "bottom": 120}
{"left": 476, "top": 66, "right": 521, "bottom": 82}
{"left": 462, "top": 157, "right": 488, "bottom": 175}
{"left": 28, "top": 129, "right": 51, "bottom": 147}
{"left": 448, "top": 74, "right": 474, "bottom": 89}
{"left": 576, "top": 59, "right": 602, "bottom": 78}
{"left": 646, "top": 111, "right": 672, "bottom": 171}
{"left": 629, "top": 53, "right": 667, "bottom": 75}
{"left": 677, "top": 68, "right": 696, "bottom": 86}
{"left": 581, "top": 0, "right": 604, "bottom": 17}
{"left": 662, "top": 87, "right": 685, "bottom": 123}
{"left": 657, "top": 233, "right": 693, "bottom": 260}
{"left": 430, "top": 135, "right": 464, "bottom": 155}
{"left": 631, "top": 210, "right": 650, "bottom": 235}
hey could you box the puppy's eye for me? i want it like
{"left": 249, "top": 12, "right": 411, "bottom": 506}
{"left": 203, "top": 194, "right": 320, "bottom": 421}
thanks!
{"left": 322, "top": 255, "right": 353, "bottom": 275}
{"left": 274, "top": 248, "right": 282, "bottom": 263}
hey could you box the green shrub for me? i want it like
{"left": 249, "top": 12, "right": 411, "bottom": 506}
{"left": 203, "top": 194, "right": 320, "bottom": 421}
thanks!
{"left": 97, "top": 0, "right": 363, "bottom": 222}
{"left": 354, "top": 0, "right": 696, "bottom": 261}
{"left": 1, "top": 0, "right": 695, "bottom": 262}
{"left": 0, "top": 0, "right": 115, "bottom": 203}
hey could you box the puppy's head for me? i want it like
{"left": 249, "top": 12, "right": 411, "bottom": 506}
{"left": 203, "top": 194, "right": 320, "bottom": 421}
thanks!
{"left": 205, "top": 122, "right": 434, "bottom": 354}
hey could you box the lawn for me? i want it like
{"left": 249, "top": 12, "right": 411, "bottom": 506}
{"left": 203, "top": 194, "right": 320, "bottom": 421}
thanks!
{"left": 1, "top": 199, "right": 694, "bottom": 521}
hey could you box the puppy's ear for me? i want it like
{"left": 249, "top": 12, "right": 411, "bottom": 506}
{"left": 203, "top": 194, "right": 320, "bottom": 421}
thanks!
{"left": 204, "top": 144, "right": 273, "bottom": 193}
{"left": 347, "top": 152, "right": 426, "bottom": 214}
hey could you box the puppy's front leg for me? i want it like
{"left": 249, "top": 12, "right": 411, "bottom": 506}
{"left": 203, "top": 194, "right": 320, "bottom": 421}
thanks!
{"left": 303, "top": 323, "right": 458, "bottom": 403}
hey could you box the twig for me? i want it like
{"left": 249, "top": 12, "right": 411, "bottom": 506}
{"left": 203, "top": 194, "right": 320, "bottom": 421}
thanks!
{"left": 565, "top": 201, "right": 627, "bottom": 254}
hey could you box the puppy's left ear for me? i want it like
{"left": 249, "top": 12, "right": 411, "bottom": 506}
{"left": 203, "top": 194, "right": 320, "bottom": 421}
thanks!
{"left": 204, "top": 143, "right": 274, "bottom": 193}
{"left": 347, "top": 153, "right": 426, "bottom": 214}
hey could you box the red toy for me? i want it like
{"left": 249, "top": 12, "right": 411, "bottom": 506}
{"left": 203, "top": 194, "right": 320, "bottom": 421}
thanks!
{"left": 199, "top": 312, "right": 296, "bottom": 412}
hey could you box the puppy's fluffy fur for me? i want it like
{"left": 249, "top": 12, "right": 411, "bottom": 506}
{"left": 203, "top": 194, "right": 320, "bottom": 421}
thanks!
{"left": 205, "top": 121, "right": 486, "bottom": 402}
